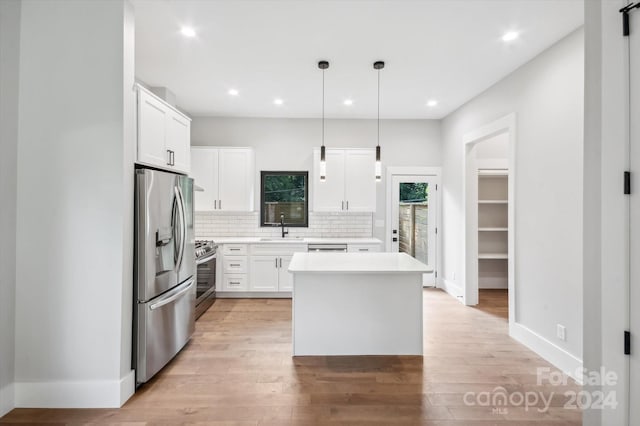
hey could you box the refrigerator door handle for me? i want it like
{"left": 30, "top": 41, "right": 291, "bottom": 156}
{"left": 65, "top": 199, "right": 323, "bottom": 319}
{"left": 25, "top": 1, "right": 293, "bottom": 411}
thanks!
{"left": 149, "top": 278, "right": 194, "bottom": 310}
{"left": 174, "top": 186, "right": 187, "bottom": 271}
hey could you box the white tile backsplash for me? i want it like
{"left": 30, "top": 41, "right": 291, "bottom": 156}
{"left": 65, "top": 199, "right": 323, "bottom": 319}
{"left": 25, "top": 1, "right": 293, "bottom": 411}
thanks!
{"left": 195, "top": 211, "right": 373, "bottom": 238}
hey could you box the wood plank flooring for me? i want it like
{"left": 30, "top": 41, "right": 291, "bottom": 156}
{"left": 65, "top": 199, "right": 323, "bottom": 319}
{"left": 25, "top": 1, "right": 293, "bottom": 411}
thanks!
{"left": 1, "top": 289, "right": 581, "bottom": 425}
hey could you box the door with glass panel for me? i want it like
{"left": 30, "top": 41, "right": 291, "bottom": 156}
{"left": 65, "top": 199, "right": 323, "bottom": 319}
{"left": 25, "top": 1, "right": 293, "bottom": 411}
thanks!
{"left": 391, "top": 175, "right": 438, "bottom": 286}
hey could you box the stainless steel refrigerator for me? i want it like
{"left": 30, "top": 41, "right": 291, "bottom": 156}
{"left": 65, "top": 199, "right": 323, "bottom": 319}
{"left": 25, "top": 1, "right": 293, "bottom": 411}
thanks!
{"left": 134, "top": 168, "right": 195, "bottom": 384}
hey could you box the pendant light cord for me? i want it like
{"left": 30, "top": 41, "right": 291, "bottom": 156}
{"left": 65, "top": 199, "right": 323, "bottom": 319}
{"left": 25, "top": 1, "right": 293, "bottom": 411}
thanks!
{"left": 377, "top": 68, "right": 380, "bottom": 147}
{"left": 322, "top": 67, "right": 325, "bottom": 148}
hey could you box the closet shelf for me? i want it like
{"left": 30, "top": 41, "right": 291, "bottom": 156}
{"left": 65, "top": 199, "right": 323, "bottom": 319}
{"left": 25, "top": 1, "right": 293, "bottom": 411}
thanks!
{"left": 478, "top": 253, "right": 508, "bottom": 259}
{"left": 478, "top": 200, "right": 508, "bottom": 204}
{"left": 478, "top": 170, "right": 508, "bottom": 176}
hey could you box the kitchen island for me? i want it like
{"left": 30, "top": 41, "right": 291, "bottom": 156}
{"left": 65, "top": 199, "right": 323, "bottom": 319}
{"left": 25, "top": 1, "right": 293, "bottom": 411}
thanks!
{"left": 288, "top": 252, "right": 432, "bottom": 356}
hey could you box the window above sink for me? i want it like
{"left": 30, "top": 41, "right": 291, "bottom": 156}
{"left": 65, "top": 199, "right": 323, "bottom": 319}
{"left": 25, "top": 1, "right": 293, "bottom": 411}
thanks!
{"left": 260, "top": 171, "right": 309, "bottom": 228}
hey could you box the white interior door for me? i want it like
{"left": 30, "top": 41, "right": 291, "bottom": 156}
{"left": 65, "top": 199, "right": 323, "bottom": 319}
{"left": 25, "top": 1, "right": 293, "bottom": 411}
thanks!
{"left": 629, "top": 9, "right": 640, "bottom": 425}
{"left": 390, "top": 175, "right": 438, "bottom": 286}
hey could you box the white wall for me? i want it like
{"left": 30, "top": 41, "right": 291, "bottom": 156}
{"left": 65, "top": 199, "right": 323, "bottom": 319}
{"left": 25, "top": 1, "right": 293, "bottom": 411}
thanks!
{"left": 191, "top": 117, "right": 441, "bottom": 241}
{"left": 584, "top": 1, "right": 631, "bottom": 424}
{"left": 13, "top": 0, "right": 135, "bottom": 408}
{"left": 582, "top": 1, "right": 602, "bottom": 425}
{"left": 441, "top": 28, "right": 584, "bottom": 373}
{"left": 0, "top": 0, "right": 20, "bottom": 417}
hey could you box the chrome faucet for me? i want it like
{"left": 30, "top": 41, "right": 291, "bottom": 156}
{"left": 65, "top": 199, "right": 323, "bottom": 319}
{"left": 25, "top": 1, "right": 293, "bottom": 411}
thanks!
{"left": 280, "top": 213, "right": 289, "bottom": 238}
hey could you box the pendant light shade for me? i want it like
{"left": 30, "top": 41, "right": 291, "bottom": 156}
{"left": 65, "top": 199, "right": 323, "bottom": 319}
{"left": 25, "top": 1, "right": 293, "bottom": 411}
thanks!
{"left": 320, "top": 145, "right": 326, "bottom": 180}
{"left": 374, "top": 61, "right": 384, "bottom": 182}
{"left": 319, "top": 60, "right": 329, "bottom": 181}
{"left": 375, "top": 145, "right": 381, "bottom": 180}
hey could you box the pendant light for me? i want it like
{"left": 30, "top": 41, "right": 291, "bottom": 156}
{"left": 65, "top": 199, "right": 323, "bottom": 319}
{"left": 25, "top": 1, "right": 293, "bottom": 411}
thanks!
{"left": 318, "top": 60, "right": 329, "bottom": 181}
{"left": 374, "top": 61, "right": 384, "bottom": 182}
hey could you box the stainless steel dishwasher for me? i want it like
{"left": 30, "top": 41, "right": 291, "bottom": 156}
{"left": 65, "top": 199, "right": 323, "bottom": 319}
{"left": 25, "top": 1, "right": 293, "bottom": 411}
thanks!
{"left": 307, "top": 244, "right": 348, "bottom": 252}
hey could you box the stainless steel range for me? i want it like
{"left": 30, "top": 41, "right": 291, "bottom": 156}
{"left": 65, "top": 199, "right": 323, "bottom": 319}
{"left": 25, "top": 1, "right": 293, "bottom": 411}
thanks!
{"left": 195, "top": 240, "right": 217, "bottom": 319}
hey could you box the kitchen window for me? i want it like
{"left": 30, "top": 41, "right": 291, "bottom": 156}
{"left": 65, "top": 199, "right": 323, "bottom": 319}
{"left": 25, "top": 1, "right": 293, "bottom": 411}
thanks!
{"left": 260, "top": 171, "right": 309, "bottom": 227}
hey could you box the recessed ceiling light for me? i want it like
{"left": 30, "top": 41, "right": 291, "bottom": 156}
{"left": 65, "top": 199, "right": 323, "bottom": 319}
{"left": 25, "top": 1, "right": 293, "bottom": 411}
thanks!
{"left": 228, "top": 89, "right": 239, "bottom": 96}
{"left": 180, "top": 26, "right": 196, "bottom": 38}
{"left": 273, "top": 98, "right": 284, "bottom": 105}
{"left": 343, "top": 99, "right": 354, "bottom": 106}
{"left": 502, "top": 31, "right": 519, "bottom": 42}
{"left": 427, "top": 99, "right": 438, "bottom": 107}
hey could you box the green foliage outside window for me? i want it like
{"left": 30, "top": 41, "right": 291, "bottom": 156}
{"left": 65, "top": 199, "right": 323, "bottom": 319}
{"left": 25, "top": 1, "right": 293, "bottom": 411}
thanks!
{"left": 261, "top": 172, "right": 308, "bottom": 226}
{"left": 400, "top": 183, "right": 429, "bottom": 204}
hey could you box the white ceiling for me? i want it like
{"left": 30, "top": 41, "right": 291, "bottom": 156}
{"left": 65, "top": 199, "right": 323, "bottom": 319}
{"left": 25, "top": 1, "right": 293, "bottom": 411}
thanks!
{"left": 133, "top": 0, "right": 584, "bottom": 119}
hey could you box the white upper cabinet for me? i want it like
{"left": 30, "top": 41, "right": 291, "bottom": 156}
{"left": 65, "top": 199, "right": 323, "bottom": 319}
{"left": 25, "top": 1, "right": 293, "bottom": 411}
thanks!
{"left": 312, "top": 148, "right": 376, "bottom": 212}
{"left": 190, "top": 147, "right": 255, "bottom": 212}
{"left": 165, "top": 113, "right": 191, "bottom": 172}
{"left": 344, "top": 149, "right": 377, "bottom": 212}
{"left": 218, "top": 149, "right": 254, "bottom": 211}
{"left": 312, "top": 149, "right": 346, "bottom": 212}
{"left": 190, "top": 147, "right": 219, "bottom": 211}
{"left": 136, "top": 85, "right": 191, "bottom": 174}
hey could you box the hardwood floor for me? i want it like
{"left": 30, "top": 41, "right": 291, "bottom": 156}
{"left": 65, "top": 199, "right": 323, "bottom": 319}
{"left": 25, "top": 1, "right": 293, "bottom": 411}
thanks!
{"left": 1, "top": 289, "right": 581, "bottom": 425}
{"left": 477, "top": 289, "right": 509, "bottom": 320}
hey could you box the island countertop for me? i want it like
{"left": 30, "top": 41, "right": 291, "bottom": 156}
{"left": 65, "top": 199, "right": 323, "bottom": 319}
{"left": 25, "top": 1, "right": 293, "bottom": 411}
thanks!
{"left": 288, "top": 252, "right": 432, "bottom": 274}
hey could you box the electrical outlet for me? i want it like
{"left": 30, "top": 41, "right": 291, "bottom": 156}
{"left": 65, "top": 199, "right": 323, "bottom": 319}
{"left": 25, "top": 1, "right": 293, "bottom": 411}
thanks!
{"left": 557, "top": 324, "right": 566, "bottom": 341}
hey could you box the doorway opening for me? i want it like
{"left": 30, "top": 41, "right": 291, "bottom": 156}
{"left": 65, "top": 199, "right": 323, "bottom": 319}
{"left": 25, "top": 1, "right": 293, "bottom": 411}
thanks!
{"left": 386, "top": 167, "right": 441, "bottom": 287}
{"left": 463, "top": 114, "right": 516, "bottom": 329}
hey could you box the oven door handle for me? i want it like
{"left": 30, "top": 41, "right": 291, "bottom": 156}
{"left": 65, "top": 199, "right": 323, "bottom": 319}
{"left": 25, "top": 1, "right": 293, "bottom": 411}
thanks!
{"left": 196, "top": 253, "right": 217, "bottom": 265}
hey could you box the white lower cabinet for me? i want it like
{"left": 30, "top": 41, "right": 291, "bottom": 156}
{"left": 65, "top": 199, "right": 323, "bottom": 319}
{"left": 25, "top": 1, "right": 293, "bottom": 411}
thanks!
{"left": 347, "top": 243, "right": 382, "bottom": 253}
{"left": 218, "top": 243, "right": 305, "bottom": 294}
{"left": 249, "top": 256, "right": 280, "bottom": 291}
{"left": 278, "top": 256, "right": 294, "bottom": 291}
{"left": 248, "top": 244, "right": 305, "bottom": 292}
{"left": 218, "top": 242, "right": 383, "bottom": 295}
{"left": 223, "top": 274, "right": 248, "bottom": 291}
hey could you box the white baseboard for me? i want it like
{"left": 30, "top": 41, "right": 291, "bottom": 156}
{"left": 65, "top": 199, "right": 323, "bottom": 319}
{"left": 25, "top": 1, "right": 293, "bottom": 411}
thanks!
{"left": 439, "top": 279, "right": 464, "bottom": 302}
{"left": 0, "top": 382, "right": 14, "bottom": 417}
{"left": 15, "top": 370, "right": 135, "bottom": 409}
{"left": 119, "top": 370, "right": 135, "bottom": 406}
{"left": 217, "top": 291, "right": 292, "bottom": 298}
{"left": 510, "top": 322, "right": 583, "bottom": 383}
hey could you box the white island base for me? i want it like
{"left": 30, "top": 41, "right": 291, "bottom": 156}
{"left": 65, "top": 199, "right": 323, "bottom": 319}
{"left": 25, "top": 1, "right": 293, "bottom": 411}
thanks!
{"left": 288, "top": 253, "right": 431, "bottom": 356}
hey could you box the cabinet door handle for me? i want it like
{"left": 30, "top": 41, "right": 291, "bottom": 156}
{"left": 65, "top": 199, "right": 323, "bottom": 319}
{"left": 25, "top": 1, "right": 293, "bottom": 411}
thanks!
{"left": 275, "top": 258, "right": 278, "bottom": 268}
{"left": 219, "top": 200, "right": 222, "bottom": 209}
{"left": 346, "top": 201, "right": 349, "bottom": 210}
{"left": 279, "top": 258, "right": 282, "bottom": 268}
{"left": 166, "top": 149, "right": 172, "bottom": 166}
{"left": 359, "top": 248, "right": 368, "bottom": 252}
{"left": 341, "top": 201, "right": 344, "bottom": 210}
{"left": 171, "top": 150, "right": 175, "bottom": 166}
{"left": 214, "top": 200, "right": 217, "bottom": 209}
{"left": 230, "top": 263, "right": 240, "bottom": 267}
